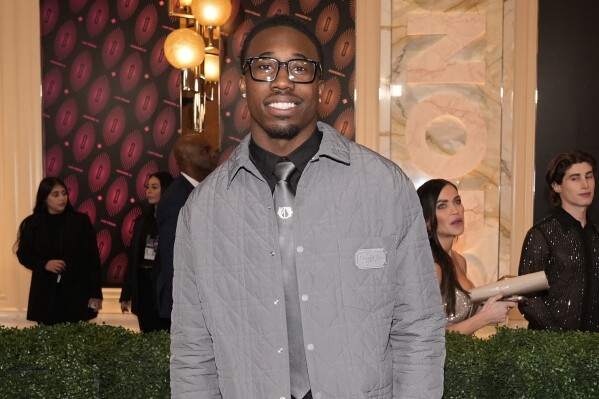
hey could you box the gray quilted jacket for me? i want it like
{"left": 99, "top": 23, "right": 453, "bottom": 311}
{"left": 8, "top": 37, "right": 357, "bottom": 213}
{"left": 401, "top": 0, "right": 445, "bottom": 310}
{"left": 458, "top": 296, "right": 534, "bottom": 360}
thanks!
{"left": 171, "top": 122, "right": 446, "bottom": 399}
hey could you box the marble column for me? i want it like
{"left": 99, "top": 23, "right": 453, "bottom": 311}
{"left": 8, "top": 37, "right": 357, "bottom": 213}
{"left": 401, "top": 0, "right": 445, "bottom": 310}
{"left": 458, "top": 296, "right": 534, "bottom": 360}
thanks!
{"left": 389, "top": 0, "right": 507, "bottom": 285}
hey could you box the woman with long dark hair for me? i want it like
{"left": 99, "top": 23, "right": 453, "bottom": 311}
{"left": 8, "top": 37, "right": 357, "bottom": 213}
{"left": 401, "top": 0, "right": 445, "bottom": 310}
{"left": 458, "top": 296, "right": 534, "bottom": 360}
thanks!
{"left": 15, "top": 177, "right": 103, "bottom": 325}
{"left": 120, "top": 171, "right": 173, "bottom": 332}
{"left": 417, "top": 179, "right": 514, "bottom": 334}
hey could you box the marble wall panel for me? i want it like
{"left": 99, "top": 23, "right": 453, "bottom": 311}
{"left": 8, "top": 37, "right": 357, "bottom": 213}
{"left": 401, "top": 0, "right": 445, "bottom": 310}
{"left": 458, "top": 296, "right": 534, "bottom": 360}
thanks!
{"left": 389, "top": 0, "right": 506, "bottom": 286}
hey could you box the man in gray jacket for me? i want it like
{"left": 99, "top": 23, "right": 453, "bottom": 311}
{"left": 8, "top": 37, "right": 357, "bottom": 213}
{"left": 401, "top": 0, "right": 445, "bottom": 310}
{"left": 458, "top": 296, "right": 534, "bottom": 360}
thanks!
{"left": 171, "top": 15, "right": 446, "bottom": 399}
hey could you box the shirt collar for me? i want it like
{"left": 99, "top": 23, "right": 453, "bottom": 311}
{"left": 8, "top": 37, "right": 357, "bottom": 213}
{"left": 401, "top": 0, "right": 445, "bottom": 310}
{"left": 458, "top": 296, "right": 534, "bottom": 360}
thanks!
{"left": 248, "top": 128, "right": 322, "bottom": 180}
{"left": 553, "top": 206, "right": 598, "bottom": 233}
{"left": 554, "top": 206, "right": 578, "bottom": 229}
{"left": 226, "top": 121, "right": 351, "bottom": 188}
{"left": 180, "top": 172, "right": 200, "bottom": 187}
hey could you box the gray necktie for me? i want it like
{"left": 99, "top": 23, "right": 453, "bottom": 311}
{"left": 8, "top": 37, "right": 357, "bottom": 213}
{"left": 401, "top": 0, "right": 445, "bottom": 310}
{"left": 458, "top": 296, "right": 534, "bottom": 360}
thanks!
{"left": 273, "top": 161, "right": 310, "bottom": 399}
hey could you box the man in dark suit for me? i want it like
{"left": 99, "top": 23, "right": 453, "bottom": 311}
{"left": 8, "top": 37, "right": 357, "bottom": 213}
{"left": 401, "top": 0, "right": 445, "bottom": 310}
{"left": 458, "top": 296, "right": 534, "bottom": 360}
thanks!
{"left": 156, "top": 134, "right": 217, "bottom": 321}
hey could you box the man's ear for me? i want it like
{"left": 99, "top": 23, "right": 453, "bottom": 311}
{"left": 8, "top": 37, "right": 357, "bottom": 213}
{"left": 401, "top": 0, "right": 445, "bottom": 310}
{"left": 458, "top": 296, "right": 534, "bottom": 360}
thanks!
{"left": 239, "top": 77, "right": 246, "bottom": 98}
{"left": 552, "top": 182, "right": 562, "bottom": 193}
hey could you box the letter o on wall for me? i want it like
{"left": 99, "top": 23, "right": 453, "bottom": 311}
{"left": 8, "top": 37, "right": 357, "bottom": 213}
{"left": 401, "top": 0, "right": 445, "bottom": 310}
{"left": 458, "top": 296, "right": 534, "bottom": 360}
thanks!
{"left": 406, "top": 93, "right": 487, "bottom": 179}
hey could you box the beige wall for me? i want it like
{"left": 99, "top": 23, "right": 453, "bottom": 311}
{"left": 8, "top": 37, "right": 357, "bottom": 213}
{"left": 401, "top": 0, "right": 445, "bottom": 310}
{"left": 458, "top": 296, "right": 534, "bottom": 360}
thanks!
{"left": 0, "top": 0, "right": 43, "bottom": 313}
{"left": 0, "top": 0, "right": 538, "bottom": 323}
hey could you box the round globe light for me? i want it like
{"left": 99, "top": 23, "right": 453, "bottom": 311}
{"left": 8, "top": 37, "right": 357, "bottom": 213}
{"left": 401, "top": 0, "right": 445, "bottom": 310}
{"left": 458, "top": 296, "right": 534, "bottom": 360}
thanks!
{"left": 163, "top": 28, "right": 206, "bottom": 69}
{"left": 191, "top": 0, "right": 232, "bottom": 27}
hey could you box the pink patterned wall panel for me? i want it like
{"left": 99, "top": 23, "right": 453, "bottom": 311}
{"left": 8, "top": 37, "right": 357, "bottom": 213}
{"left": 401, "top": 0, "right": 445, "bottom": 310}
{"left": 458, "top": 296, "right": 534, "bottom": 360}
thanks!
{"left": 41, "top": 0, "right": 180, "bottom": 286}
{"left": 41, "top": 0, "right": 355, "bottom": 286}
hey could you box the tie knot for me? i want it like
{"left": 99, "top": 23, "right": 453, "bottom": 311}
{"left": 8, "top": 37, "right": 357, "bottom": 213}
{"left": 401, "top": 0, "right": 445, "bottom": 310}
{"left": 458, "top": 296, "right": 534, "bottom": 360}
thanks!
{"left": 274, "top": 161, "right": 296, "bottom": 182}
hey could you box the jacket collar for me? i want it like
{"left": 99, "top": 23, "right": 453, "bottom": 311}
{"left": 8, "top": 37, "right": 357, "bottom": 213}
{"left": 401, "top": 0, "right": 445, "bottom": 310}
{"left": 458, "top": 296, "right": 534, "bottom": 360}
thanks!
{"left": 226, "top": 121, "right": 350, "bottom": 188}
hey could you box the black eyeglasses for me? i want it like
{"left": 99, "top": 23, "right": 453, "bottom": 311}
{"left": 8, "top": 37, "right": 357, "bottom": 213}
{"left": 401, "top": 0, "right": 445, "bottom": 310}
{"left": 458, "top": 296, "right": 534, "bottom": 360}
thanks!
{"left": 243, "top": 57, "right": 322, "bottom": 84}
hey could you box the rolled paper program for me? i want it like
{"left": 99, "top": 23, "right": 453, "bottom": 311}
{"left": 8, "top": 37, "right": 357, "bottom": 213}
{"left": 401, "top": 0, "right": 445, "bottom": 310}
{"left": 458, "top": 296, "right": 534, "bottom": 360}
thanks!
{"left": 469, "top": 271, "right": 549, "bottom": 303}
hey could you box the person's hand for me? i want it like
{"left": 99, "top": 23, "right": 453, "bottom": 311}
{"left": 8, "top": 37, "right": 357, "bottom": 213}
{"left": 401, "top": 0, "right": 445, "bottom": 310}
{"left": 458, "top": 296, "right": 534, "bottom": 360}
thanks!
{"left": 88, "top": 298, "right": 103, "bottom": 312}
{"left": 45, "top": 259, "right": 66, "bottom": 274}
{"left": 478, "top": 292, "right": 516, "bottom": 325}
{"left": 120, "top": 300, "right": 131, "bottom": 313}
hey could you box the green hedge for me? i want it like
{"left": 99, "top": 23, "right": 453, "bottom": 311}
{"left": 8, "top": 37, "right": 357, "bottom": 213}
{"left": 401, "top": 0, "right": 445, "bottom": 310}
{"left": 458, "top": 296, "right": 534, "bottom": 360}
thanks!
{"left": 445, "top": 328, "right": 599, "bottom": 398}
{"left": 0, "top": 323, "right": 169, "bottom": 398}
{"left": 1, "top": 323, "right": 598, "bottom": 398}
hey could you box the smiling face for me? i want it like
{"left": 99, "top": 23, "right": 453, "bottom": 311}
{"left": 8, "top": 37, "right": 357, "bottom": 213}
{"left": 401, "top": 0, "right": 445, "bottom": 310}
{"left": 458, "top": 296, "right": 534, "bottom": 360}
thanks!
{"left": 46, "top": 184, "right": 69, "bottom": 215}
{"left": 145, "top": 176, "right": 162, "bottom": 205}
{"left": 552, "top": 162, "right": 595, "bottom": 213}
{"left": 434, "top": 184, "right": 465, "bottom": 243}
{"left": 239, "top": 25, "right": 323, "bottom": 155}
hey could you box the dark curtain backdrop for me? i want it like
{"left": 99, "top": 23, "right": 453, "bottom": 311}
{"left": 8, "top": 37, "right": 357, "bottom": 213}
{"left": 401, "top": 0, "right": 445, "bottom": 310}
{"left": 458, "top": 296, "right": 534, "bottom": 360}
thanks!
{"left": 535, "top": 0, "right": 599, "bottom": 222}
{"left": 40, "top": 0, "right": 356, "bottom": 287}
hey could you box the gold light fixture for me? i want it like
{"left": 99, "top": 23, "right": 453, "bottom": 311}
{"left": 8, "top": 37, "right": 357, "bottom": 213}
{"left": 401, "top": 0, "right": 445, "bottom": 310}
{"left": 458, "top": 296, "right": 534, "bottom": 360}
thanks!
{"left": 165, "top": 0, "right": 231, "bottom": 134}
{"left": 191, "top": 0, "right": 232, "bottom": 27}
{"left": 163, "top": 28, "right": 205, "bottom": 70}
{"left": 203, "top": 53, "right": 220, "bottom": 82}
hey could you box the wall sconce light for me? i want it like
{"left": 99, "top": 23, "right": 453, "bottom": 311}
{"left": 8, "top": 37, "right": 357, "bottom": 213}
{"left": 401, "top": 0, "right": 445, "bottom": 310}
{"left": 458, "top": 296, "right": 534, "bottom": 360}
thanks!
{"left": 164, "top": 0, "right": 231, "bottom": 134}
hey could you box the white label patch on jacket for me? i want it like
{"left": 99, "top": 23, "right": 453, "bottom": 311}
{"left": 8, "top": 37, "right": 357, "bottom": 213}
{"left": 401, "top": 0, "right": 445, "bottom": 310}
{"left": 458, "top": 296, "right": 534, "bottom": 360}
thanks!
{"left": 354, "top": 248, "right": 387, "bottom": 269}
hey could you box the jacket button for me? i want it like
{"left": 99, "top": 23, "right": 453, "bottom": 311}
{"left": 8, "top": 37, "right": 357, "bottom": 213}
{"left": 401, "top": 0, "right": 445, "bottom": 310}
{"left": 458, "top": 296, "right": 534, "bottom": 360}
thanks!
{"left": 296, "top": 246, "right": 304, "bottom": 253}
{"left": 301, "top": 294, "right": 309, "bottom": 301}
{"left": 306, "top": 344, "right": 314, "bottom": 351}
{"left": 270, "top": 251, "right": 275, "bottom": 256}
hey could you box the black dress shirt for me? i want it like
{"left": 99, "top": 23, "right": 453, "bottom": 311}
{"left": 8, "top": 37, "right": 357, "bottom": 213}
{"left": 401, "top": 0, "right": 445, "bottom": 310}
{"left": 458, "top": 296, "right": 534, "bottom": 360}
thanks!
{"left": 249, "top": 129, "right": 322, "bottom": 193}
{"left": 518, "top": 207, "right": 599, "bottom": 332}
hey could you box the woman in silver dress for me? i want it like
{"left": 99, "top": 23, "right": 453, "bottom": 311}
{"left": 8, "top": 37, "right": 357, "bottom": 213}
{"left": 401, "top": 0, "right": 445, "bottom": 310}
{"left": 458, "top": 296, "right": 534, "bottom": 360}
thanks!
{"left": 417, "top": 179, "right": 515, "bottom": 334}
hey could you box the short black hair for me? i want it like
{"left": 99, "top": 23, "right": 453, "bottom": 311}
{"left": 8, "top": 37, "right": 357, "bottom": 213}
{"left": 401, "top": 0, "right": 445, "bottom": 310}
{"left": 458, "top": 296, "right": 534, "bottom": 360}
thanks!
{"left": 545, "top": 150, "right": 597, "bottom": 207}
{"left": 239, "top": 15, "right": 324, "bottom": 71}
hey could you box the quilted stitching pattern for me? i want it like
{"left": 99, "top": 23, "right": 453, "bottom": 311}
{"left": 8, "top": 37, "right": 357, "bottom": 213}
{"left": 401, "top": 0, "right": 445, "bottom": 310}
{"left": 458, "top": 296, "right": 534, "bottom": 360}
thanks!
{"left": 170, "top": 123, "right": 446, "bottom": 399}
